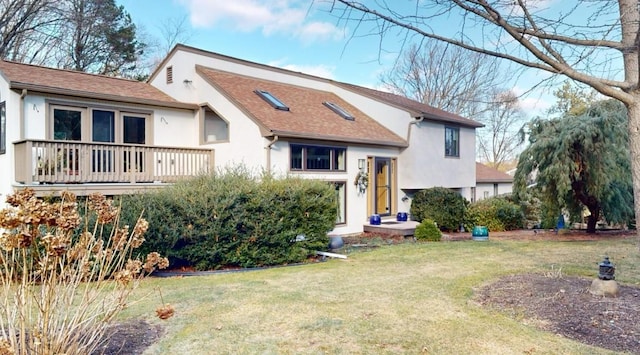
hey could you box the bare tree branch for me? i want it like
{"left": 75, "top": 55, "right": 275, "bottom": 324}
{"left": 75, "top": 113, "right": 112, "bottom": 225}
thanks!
{"left": 332, "top": 1, "right": 633, "bottom": 102}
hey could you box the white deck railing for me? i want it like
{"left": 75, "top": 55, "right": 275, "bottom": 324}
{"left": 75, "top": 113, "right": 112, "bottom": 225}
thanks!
{"left": 14, "top": 140, "right": 215, "bottom": 184}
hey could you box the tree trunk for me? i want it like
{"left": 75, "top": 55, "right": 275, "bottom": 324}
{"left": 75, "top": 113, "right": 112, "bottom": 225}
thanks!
{"left": 626, "top": 101, "right": 640, "bottom": 248}
{"left": 586, "top": 209, "right": 599, "bottom": 234}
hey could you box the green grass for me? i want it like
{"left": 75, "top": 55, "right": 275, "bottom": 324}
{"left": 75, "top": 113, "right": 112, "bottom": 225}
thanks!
{"left": 123, "top": 238, "right": 640, "bottom": 354}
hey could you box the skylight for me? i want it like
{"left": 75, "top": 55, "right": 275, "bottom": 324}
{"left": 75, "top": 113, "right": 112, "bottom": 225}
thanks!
{"left": 323, "top": 101, "right": 354, "bottom": 120}
{"left": 255, "top": 90, "right": 289, "bottom": 111}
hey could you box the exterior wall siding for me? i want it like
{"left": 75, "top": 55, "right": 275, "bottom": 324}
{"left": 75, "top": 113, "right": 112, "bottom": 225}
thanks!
{"left": 0, "top": 84, "right": 19, "bottom": 203}
{"left": 476, "top": 182, "right": 513, "bottom": 201}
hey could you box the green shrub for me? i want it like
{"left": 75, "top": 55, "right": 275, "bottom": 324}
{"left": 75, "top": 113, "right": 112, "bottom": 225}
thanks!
{"left": 119, "top": 167, "right": 337, "bottom": 270}
{"left": 414, "top": 218, "right": 442, "bottom": 241}
{"left": 410, "top": 187, "right": 467, "bottom": 231}
{"left": 467, "top": 197, "right": 525, "bottom": 231}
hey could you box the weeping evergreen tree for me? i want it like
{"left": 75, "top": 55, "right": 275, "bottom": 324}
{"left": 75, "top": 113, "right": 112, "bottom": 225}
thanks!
{"left": 514, "top": 99, "right": 634, "bottom": 233}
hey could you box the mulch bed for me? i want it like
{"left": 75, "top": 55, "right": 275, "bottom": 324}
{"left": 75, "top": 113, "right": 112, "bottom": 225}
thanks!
{"left": 92, "top": 319, "right": 164, "bottom": 355}
{"left": 475, "top": 274, "right": 640, "bottom": 354}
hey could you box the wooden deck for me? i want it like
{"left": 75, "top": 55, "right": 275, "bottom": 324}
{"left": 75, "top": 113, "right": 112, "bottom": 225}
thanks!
{"left": 12, "top": 139, "right": 214, "bottom": 196}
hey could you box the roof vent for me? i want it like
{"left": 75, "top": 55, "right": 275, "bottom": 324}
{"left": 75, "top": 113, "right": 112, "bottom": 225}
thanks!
{"left": 166, "top": 66, "right": 173, "bottom": 84}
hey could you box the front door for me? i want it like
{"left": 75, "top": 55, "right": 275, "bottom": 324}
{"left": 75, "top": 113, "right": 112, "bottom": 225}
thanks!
{"left": 374, "top": 157, "right": 391, "bottom": 216}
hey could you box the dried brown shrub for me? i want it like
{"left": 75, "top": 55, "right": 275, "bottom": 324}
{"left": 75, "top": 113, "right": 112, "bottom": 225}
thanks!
{"left": 0, "top": 189, "right": 170, "bottom": 355}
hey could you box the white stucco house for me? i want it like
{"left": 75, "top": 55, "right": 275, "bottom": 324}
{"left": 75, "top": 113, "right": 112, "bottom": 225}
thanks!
{"left": 0, "top": 44, "right": 483, "bottom": 235}
{"left": 474, "top": 163, "right": 514, "bottom": 201}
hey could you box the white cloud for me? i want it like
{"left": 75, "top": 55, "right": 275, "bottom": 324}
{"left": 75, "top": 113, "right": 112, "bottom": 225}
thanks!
{"left": 267, "top": 58, "right": 336, "bottom": 79}
{"left": 512, "top": 85, "right": 553, "bottom": 117}
{"left": 178, "top": 0, "right": 344, "bottom": 42}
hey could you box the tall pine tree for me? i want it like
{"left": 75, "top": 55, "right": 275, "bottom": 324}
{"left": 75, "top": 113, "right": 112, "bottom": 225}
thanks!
{"left": 61, "top": 0, "right": 143, "bottom": 76}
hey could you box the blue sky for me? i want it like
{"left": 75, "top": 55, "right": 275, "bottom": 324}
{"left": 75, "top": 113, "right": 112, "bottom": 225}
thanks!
{"left": 117, "top": 0, "right": 557, "bottom": 116}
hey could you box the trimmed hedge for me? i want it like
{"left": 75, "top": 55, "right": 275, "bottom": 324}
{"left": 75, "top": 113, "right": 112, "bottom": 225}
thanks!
{"left": 118, "top": 169, "right": 336, "bottom": 270}
{"left": 467, "top": 197, "right": 525, "bottom": 231}
{"left": 410, "top": 187, "right": 467, "bottom": 232}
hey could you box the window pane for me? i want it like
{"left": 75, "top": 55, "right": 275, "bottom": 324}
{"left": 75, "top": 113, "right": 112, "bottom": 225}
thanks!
{"left": 0, "top": 102, "right": 5, "bottom": 154}
{"left": 204, "top": 111, "right": 228, "bottom": 142}
{"left": 333, "top": 148, "right": 346, "bottom": 170}
{"left": 445, "top": 127, "right": 459, "bottom": 157}
{"left": 334, "top": 182, "right": 346, "bottom": 224}
{"left": 255, "top": 90, "right": 289, "bottom": 111}
{"left": 92, "top": 110, "right": 115, "bottom": 142}
{"left": 291, "top": 145, "right": 303, "bottom": 170}
{"left": 123, "top": 116, "right": 145, "bottom": 144}
{"left": 306, "top": 146, "right": 331, "bottom": 170}
{"left": 54, "top": 109, "right": 82, "bottom": 141}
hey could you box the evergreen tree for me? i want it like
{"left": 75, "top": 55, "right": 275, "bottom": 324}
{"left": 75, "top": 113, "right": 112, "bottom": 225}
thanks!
{"left": 514, "top": 100, "right": 634, "bottom": 233}
{"left": 61, "top": 0, "right": 143, "bottom": 76}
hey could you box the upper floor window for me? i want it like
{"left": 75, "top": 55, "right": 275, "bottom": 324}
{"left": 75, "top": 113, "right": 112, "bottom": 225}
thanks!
{"left": 54, "top": 107, "right": 82, "bottom": 141}
{"left": 290, "top": 144, "right": 346, "bottom": 171}
{"left": 255, "top": 90, "right": 289, "bottom": 111}
{"left": 445, "top": 126, "right": 460, "bottom": 157}
{"left": 0, "top": 101, "right": 5, "bottom": 154}
{"left": 202, "top": 109, "right": 229, "bottom": 143}
{"left": 50, "top": 104, "right": 150, "bottom": 144}
{"left": 323, "top": 101, "right": 354, "bottom": 120}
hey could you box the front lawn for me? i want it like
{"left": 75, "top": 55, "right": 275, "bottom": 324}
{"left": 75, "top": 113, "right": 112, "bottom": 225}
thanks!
{"left": 121, "top": 236, "right": 640, "bottom": 354}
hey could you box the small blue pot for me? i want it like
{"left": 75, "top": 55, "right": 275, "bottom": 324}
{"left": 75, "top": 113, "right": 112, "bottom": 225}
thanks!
{"left": 328, "top": 236, "right": 344, "bottom": 249}
{"left": 369, "top": 214, "right": 381, "bottom": 225}
{"left": 396, "top": 212, "right": 408, "bottom": 222}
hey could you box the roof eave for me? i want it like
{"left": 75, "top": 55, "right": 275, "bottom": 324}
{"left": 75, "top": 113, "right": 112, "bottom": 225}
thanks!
{"left": 268, "top": 130, "right": 408, "bottom": 148}
{"left": 417, "top": 112, "right": 485, "bottom": 128}
{"left": 11, "top": 82, "right": 198, "bottom": 110}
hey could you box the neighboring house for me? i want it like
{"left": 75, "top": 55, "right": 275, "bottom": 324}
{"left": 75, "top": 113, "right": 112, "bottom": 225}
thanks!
{"left": 474, "top": 163, "right": 514, "bottom": 201}
{"left": 0, "top": 44, "right": 483, "bottom": 235}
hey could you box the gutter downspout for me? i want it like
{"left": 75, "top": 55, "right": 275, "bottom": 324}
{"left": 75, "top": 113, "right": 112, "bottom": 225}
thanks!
{"left": 406, "top": 115, "right": 425, "bottom": 143}
{"left": 265, "top": 135, "right": 279, "bottom": 173}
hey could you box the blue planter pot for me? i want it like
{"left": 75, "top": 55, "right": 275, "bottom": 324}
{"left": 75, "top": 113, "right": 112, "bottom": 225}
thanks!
{"left": 369, "top": 214, "right": 381, "bottom": 225}
{"left": 472, "top": 226, "right": 489, "bottom": 241}
{"left": 328, "top": 236, "right": 344, "bottom": 249}
{"left": 396, "top": 212, "right": 408, "bottom": 221}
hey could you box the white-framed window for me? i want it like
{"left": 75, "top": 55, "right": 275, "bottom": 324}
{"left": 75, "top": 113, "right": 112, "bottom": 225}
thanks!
{"left": 445, "top": 126, "right": 460, "bottom": 157}
{"left": 493, "top": 183, "right": 499, "bottom": 196}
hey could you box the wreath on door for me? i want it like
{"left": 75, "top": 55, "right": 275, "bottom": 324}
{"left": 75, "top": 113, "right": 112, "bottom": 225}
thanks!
{"left": 354, "top": 171, "right": 368, "bottom": 194}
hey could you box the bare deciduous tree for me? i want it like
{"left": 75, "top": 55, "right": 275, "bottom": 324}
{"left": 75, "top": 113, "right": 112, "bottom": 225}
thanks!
{"left": 157, "top": 15, "right": 193, "bottom": 57}
{"left": 380, "top": 41, "right": 502, "bottom": 118}
{"left": 477, "top": 90, "right": 525, "bottom": 170}
{"left": 328, "top": 0, "right": 640, "bottom": 247}
{"left": 0, "top": 0, "right": 60, "bottom": 61}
